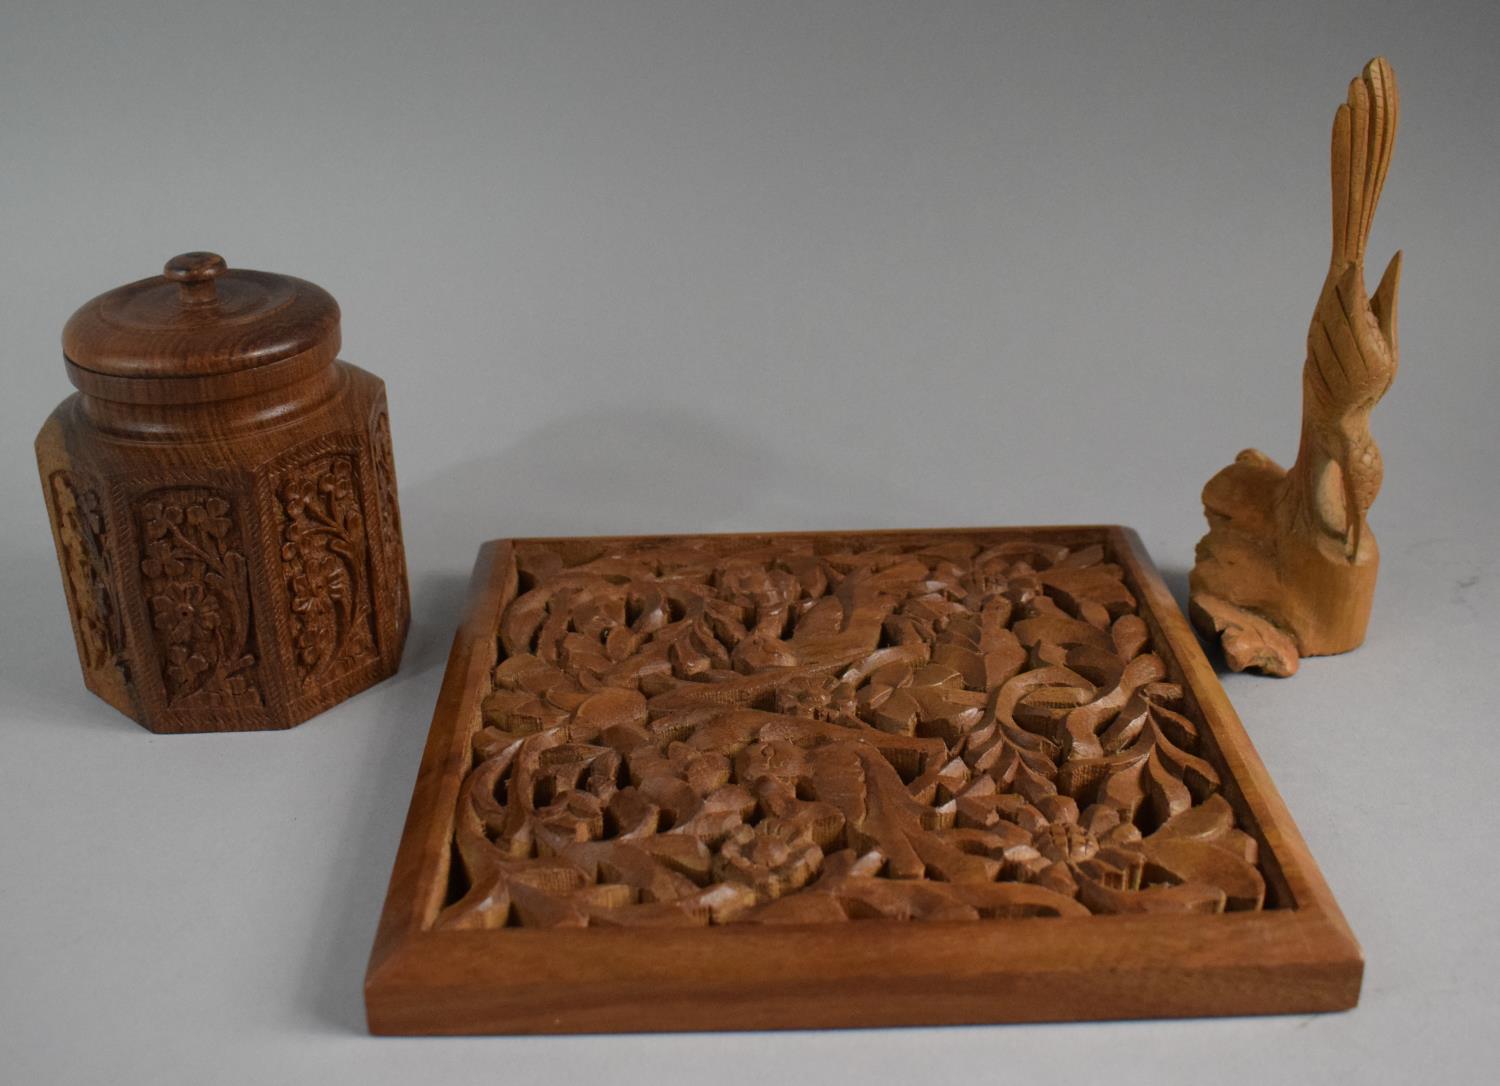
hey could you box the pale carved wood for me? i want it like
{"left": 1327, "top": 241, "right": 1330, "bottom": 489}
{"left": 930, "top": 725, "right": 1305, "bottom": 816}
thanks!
{"left": 366, "top": 528, "right": 1362, "bottom": 1033}
{"left": 1191, "top": 57, "right": 1402, "bottom": 675}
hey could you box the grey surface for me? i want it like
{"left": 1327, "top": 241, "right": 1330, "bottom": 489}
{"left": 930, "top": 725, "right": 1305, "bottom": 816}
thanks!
{"left": 2, "top": 2, "right": 1496, "bottom": 1082}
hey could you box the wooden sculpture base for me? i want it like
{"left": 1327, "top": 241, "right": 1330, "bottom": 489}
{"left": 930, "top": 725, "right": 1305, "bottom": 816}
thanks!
{"left": 1190, "top": 451, "right": 1380, "bottom": 677}
{"left": 366, "top": 526, "right": 1360, "bottom": 1034}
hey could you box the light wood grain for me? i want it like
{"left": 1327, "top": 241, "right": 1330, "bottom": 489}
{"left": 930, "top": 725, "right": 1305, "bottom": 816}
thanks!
{"left": 1191, "top": 58, "right": 1403, "bottom": 676}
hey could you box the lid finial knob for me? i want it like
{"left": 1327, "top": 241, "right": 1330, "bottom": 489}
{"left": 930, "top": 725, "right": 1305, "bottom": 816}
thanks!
{"left": 163, "top": 252, "right": 227, "bottom": 305}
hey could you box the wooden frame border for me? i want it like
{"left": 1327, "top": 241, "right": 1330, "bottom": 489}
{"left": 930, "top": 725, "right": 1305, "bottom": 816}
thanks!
{"left": 365, "top": 526, "right": 1360, "bottom": 1034}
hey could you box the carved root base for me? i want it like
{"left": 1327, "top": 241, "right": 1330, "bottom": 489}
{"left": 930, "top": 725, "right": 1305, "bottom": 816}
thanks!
{"left": 1190, "top": 450, "right": 1379, "bottom": 677}
{"left": 1189, "top": 593, "right": 1301, "bottom": 677}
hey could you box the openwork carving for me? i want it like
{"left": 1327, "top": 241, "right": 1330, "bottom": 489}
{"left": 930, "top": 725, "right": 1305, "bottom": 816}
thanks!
{"left": 370, "top": 408, "right": 409, "bottom": 628}
{"left": 277, "top": 453, "right": 377, "bottom": 688}
{"left": 135, "top": 487, "right": 261, "bottom": 707}
{"left": 49, "top": 471, "right": 127, "bottom": 681}
{"left": 440, "top": 536, "right": 1266, "bottom": 929}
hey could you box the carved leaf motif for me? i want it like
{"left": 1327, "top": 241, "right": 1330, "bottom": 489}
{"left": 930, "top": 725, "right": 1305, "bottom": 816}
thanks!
{"left": 278, "top": 454, "right": 377, "bottom": 688}
{"left": 50, "top": 472, "right": 127, "bottom": 679}
{"left": 439, "top": 537, "right": 1268, "bottom": 929}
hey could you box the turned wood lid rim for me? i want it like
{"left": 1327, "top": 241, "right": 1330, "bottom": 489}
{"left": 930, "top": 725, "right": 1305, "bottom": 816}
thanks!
{"left": 62, "top": 252, "right": 341, "bottom": 381}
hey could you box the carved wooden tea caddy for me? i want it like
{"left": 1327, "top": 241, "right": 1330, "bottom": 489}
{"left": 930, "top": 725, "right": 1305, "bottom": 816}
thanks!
{"left": 36, "top": 252, "right": 410, "bottom": 733}
{"left": 366, "top": 527, "right": 1360, "bottom": 1033}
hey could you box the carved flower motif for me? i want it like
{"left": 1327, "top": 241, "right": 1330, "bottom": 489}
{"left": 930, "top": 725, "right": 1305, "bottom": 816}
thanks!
{"left": 773, "top": 674, "right": 857, "bottom": 724}
{"left": 287, "top": 550, "right": 347, "bottom": 605}
{"left": 712, "top": 820, "right": 823, "bottom": 901}
{"left": 322, "top": 457, "right": 357, "bottom": 500}
{"left": 295, "top": 604, "right": 337, "bottom": 668}
{"left": 150, "top": 581, "right": 221, "bottom": 643}
{"left": 184, "top": 498, "right": 231, "bottom": 540}
{"left": 140, "top": 539, "right": 187, "bottom": 580}
{"left": 140, "top": 500, "right": 184, "bottom": 541}
{"left": 716, "top": 561, "right": 798, "bottom": 608}
{"left": 857, "top": 662, "right": 985, "bottom": 740}
{"left": 734, "top": 740, "right": 808, "bottom": 786}
{"left": 165, "top": 644, "right": 210, "bottom": 688}
{"left": 1034, "top": 821, "right": 1100, "bottom": 864}
{"left": 283, "top": 460, "right": 357, "bottom": 521}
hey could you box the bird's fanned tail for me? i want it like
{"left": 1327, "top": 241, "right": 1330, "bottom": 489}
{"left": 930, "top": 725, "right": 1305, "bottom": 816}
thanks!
{"left": 1330, "top": 56, "right": 1398, "bottom": 270}
{"left": 1298, "top": 57, "right": 1402, "bottom": 562}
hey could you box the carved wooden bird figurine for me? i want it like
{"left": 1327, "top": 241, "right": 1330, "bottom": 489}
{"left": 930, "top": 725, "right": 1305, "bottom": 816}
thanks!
{"left": 1191, "top": 57, "right": 1403, "bottom": 676}
{"left": 1286, "top": 55, "right": 1402, "bottom": 561}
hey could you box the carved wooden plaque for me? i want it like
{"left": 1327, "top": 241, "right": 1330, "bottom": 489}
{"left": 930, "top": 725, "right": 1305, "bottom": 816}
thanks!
{"left": 366, "top": 527, "right": 1360, "bottom": 1033}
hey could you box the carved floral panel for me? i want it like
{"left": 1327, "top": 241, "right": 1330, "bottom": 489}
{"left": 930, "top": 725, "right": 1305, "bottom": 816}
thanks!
{"left": 370, "top": 408, "right": 408, "bottom": 630}
{"left": 135, "top": 487, "right": 262, "bottom": 708}
{"left": 440, "top": 537, "right": 1268, "bottom": 929}
{"left": 277, "top": 453, "right": 378, "bottom": 690}
{"left": 50, "top": 471, "right": 128, "bottom": 683}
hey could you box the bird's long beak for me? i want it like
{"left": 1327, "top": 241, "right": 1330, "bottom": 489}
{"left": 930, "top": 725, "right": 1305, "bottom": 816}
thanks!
{"left": 1343, "top": 468, "right": 1362, "bottom": 561}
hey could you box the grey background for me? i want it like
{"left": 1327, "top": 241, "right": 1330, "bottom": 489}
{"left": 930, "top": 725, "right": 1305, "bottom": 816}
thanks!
{"left": 2, "top": 1, "right": 1496, "bottom": 1082}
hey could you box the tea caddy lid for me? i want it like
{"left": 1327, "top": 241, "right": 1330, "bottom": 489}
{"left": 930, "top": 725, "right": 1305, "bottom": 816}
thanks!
{"left": 62, "top": 252, "right": 341, "bottom": 381}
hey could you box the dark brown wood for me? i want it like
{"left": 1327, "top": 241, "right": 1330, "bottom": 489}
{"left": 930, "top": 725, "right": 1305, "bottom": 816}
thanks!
{"left": 36, "top": 252, "right": 410, "bottom": 733}
{"left": 365, "top": 526, "right": 1360, "bottom": 1034}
